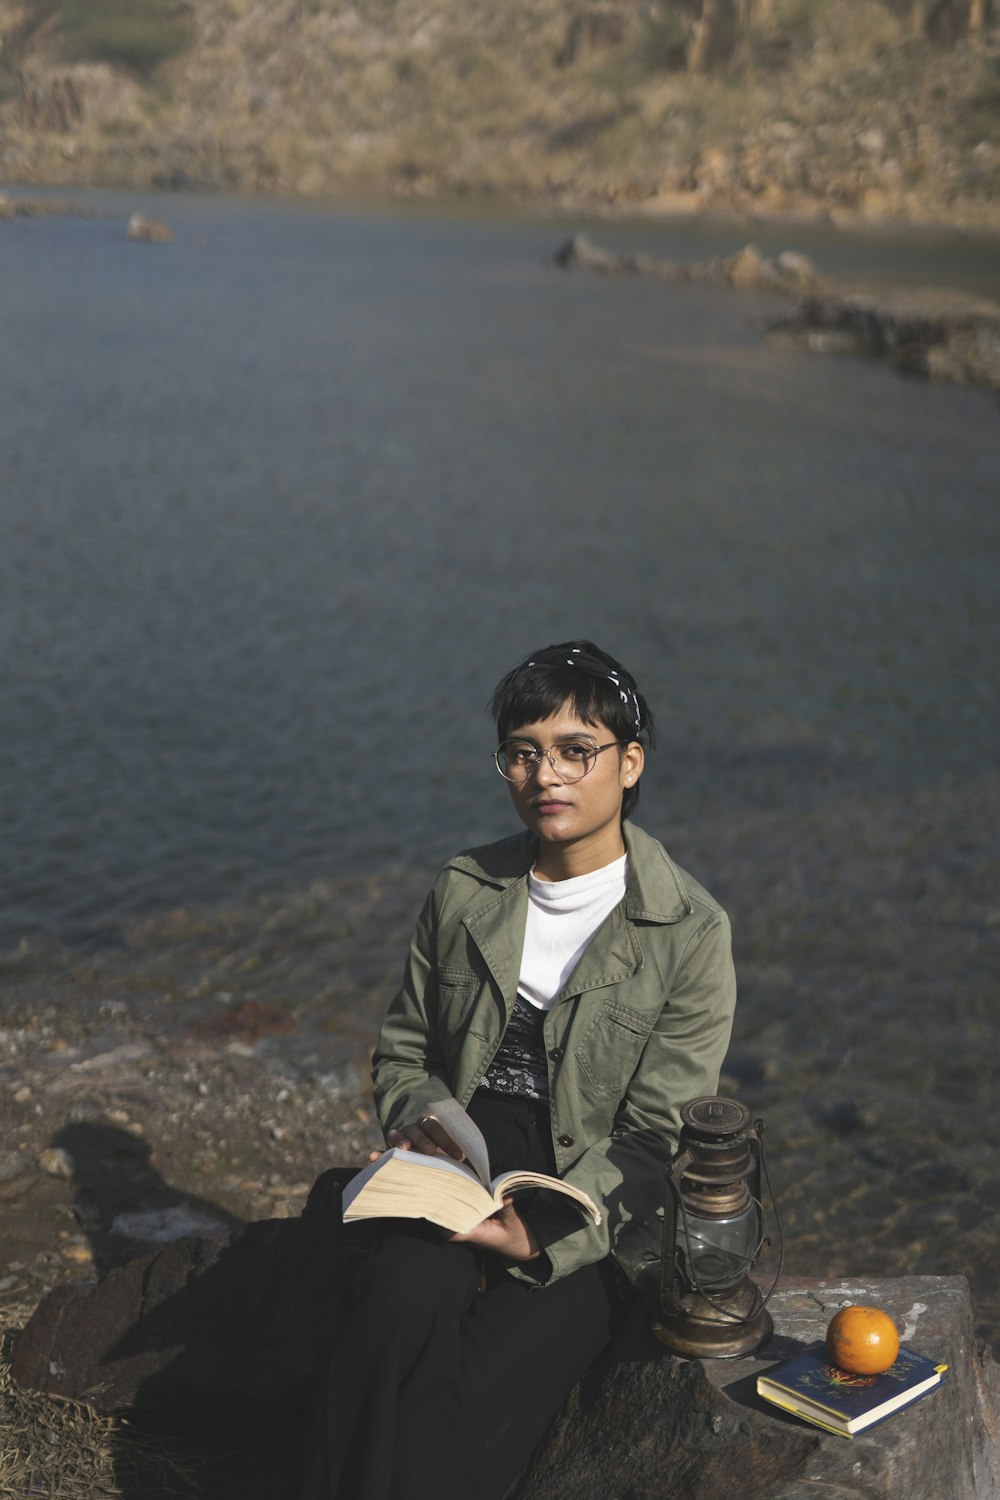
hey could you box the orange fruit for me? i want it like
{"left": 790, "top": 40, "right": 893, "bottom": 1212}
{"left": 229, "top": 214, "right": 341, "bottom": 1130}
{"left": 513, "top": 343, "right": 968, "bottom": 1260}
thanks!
{"left": 826, "top": 1305, "right": 900, "bottom": 1375}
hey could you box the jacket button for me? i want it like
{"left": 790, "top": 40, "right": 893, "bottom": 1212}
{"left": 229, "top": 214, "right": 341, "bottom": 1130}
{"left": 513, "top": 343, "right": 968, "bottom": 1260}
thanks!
{"left": 548, "top": 1046, "right": 564, "bottom": 1061}
{"left": 557, "top": 1133, "right": 574, "bottom": 1148}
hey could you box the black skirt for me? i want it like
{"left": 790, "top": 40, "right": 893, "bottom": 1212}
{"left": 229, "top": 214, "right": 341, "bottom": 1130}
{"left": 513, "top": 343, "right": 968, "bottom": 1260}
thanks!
{"left": 299, "top": 1092, "right": 625, "bottom": 1500}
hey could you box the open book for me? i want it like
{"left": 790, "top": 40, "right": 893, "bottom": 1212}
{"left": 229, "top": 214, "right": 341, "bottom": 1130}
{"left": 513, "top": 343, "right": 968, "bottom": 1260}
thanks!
{"left": 342, "top": 1098, "right": 601, "bottom": 1235}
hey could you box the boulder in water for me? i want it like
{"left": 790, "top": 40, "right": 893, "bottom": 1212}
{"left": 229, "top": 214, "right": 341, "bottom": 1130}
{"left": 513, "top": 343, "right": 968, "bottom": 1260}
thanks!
{"left": 126, "top": 212, "right": 172, "bottom": 243}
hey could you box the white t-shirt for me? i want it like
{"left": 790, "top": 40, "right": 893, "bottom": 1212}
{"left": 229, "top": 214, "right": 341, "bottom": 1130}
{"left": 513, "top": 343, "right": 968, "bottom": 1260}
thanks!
{"left": 518, "top": 853, "right": 628, "bottom": 1011}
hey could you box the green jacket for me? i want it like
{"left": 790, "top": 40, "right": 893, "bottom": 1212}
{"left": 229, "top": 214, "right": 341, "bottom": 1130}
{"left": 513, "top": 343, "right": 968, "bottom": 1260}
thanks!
{"left": 371, "top": 820, "right": 737, "bottom": 1289}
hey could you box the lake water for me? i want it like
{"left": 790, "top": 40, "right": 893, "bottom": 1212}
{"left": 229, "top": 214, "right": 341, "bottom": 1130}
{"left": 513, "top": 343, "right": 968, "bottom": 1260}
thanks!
{"left": 1, "top": 189, "right": 998, "bottom": 1344}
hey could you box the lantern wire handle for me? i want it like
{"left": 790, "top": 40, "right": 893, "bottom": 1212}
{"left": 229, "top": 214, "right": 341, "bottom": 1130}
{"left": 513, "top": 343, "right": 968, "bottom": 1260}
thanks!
{"left": 754, "top": 1119, "right": 784, "bottom": 1313}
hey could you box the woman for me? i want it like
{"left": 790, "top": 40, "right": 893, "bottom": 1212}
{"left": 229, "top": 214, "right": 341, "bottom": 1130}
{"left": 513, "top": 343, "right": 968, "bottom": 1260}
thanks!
{"left": 302, "top": 641, "right": 736, "bottom": 1500}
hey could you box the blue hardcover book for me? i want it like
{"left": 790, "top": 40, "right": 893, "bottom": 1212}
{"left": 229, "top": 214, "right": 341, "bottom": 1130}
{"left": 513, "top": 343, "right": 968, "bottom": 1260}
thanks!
{"left": 756, "top": 1341, "right": 947, "bottom": 1438}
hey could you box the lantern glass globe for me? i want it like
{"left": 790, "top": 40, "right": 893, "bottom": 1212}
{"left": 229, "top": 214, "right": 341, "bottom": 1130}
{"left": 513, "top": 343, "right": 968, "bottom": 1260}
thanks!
{"left": 681, "top": 1201, "right": 761, "bottom": 1292}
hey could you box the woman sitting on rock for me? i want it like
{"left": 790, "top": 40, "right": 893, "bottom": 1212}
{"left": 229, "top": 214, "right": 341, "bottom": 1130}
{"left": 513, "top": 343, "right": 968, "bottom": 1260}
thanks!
{"left": 301, "top": 640, "right": 737, "bottom": 1500}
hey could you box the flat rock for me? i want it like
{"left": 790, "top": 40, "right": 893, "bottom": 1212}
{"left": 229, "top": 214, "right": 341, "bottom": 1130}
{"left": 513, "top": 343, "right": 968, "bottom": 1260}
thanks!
{"left": 11, "top": 1179, "right": 998, "bottom": 1500}
{"left": 109, "top": 1204, "right": 236, "bottom": 1244}
{"left": 509, "top": 1275, "right": 1000, "bottom": 1500}
{"left": 10, "top": 1168, "right": 357, "bottom": 1412}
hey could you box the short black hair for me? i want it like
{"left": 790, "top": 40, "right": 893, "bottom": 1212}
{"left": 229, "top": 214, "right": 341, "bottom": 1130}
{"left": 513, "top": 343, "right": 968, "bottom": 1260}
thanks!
{"left": 489, "top": 640, "right": 655, "bottom": 820}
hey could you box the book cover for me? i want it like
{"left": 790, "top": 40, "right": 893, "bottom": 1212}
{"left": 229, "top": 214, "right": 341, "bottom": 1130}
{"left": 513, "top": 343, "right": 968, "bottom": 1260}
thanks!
{"left": 756, "top": 1341, "right": 947, "bottom": 1438}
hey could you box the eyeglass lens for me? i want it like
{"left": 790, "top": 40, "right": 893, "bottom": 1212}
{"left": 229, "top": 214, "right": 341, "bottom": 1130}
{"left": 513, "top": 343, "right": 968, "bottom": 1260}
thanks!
{"left": 496, "top": 739, "right": 597, "bottom": 783}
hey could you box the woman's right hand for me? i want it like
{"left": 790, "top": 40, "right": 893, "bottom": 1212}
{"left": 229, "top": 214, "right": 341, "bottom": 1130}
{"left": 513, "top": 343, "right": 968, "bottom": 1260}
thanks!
{"left": 367, "top": 1114, "right": 465, "bottom": 1163}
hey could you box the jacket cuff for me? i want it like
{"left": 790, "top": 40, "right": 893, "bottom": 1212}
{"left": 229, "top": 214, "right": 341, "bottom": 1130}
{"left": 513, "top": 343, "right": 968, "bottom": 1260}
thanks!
{"left": 508, "top": 1193, "right": 608, "bottom": 1285}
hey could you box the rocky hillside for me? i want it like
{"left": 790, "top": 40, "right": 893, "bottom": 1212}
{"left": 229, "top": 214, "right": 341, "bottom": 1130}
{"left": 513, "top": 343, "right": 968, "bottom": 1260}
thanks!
{"left": 1, "top": 0, "right": 998, "bottom": 229}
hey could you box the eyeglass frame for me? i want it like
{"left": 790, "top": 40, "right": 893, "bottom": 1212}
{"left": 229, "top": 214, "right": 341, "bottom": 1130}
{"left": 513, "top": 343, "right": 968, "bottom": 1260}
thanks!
{"left": 494, "top": 735, "right": 631, "bottom": 785}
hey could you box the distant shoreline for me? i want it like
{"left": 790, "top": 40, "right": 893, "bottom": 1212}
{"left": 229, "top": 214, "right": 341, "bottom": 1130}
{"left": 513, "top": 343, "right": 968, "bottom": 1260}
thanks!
{"left": 4, "top": 0, "right": 997, "bottom": 285}
{"left": 4, "top": 172, "right": 1000, "bottom": 250}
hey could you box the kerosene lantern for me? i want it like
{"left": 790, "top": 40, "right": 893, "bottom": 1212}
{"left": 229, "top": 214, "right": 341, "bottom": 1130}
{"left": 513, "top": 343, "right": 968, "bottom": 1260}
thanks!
{"left": 651, "top": 1096, "right": 779, "bottom": 1359}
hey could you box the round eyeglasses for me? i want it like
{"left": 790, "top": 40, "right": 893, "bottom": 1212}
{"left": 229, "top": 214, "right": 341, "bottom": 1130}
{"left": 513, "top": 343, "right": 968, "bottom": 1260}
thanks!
{"left": 494, "top": 736, "right": 627, "bottom": 785}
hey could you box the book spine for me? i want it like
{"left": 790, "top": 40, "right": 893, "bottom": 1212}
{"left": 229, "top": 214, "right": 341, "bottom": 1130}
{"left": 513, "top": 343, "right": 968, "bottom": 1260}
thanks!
{"left": 756, "top": 1392, "right": 850, "bottom": 1438}
{"left": 756, "top": 1381, "right": 852, "bottom": 1422}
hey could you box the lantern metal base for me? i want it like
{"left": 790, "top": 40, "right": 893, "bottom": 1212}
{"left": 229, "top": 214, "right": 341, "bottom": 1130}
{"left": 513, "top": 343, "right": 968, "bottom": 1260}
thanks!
{"left": 650, "top": 1278, "right": 773, "bottom": 1360}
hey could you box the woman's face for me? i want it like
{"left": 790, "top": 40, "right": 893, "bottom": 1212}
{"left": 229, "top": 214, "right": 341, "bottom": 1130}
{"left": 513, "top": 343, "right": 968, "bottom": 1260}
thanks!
{"left": 502, "top": 703, "right": 644, "bottom": 876}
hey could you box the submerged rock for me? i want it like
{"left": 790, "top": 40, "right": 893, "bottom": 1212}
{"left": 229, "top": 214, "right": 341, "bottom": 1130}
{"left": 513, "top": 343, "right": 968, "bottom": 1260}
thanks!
{"left": 126, "top": 211, "right": 172, "bottom": 243}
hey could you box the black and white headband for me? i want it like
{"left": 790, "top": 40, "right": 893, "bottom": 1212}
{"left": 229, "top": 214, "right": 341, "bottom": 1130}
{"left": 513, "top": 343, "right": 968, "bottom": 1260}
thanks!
{"left": 525, "top": 646, "right": 642, "bottom": 733}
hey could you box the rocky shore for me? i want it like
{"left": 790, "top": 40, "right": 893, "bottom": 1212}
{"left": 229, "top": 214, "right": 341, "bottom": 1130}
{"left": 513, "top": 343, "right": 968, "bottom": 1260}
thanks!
{"left": 0, "top": 870, "right": 425, "bottom": 1352}
{"left": 555, "top": 232, "right": 1000, "bottom": 391}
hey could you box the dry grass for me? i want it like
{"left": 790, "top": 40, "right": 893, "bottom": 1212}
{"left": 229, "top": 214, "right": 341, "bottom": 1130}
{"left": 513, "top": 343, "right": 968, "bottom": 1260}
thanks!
{"left": 0, "top": 1291, "right": 200, "bottom": 1500}
{"left": 0, "top": 1290, "right": 122, "bottom": 1500}
{"left": 1, "top": 0, "right": 998, "bottom": 225}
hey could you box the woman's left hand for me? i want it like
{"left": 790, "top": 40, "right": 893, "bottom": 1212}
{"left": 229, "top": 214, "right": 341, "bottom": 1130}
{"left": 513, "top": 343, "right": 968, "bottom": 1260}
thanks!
{"left": 451, "top": 1197, "right": 541, "bottom": 1260}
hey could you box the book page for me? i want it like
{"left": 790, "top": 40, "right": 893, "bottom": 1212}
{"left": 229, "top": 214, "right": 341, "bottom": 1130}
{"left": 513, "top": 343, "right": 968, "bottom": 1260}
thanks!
{"left": 342, "top": 1148, "right": 500, "bottom": 1234}
{"left": 341, "top": 1148, "right": 602, "bottom": 1234}
{"left": 492, "top": 1169, "right": 601, "bottom": 1224}
{"left": 423, "top": 1097, "right": 491, "bottom": 1186}
{"left": 424, "top": 1101, "right": 602, "bottom": 1223}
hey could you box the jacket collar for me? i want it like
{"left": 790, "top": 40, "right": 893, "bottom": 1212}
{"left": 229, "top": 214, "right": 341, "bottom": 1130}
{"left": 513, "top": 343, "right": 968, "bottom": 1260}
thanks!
{"left": 447, "top": 820, "right": 693, "bottom": 925}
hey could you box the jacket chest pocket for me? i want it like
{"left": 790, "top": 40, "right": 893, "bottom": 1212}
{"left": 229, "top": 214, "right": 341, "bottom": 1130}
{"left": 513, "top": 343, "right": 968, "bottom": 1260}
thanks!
{"left": 576, "top": 1001, "right": 654, "bottom": 1097}
{"left": 437, "top": 970, "right": 495, "bottom": 1063}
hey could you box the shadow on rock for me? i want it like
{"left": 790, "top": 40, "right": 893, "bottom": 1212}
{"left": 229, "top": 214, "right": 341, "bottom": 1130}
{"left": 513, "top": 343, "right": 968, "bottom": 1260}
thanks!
{"left": 12, "top": 1162, "right": 359, "bottom": 1498}
{"left": 51, "top": 1121, "right": 243, "bottom": 1278}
